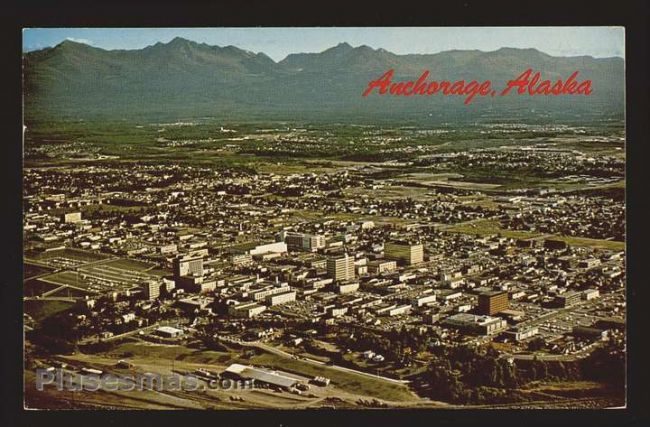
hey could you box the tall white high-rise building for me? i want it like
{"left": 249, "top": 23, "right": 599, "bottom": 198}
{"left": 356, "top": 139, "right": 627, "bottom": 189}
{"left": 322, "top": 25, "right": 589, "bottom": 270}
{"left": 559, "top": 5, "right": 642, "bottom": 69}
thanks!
{"left": 327, "top": 254, "right": 355, "bottom": 282}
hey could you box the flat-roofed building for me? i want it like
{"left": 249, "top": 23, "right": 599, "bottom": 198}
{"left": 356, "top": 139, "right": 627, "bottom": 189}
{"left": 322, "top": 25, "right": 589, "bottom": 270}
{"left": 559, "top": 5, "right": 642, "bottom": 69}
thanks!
{"left": 556, "top": 291, "right": 581, "bottom": 308}
{"left": 176, "top": 275, "right": 216, "bottom": 293}
{"left": 229, "top": 302, "right": 267, "bottom": 318}
{"left": 335, "top": 282, "right": 359, "bottom": 294}
{"left": 388, "top": 304, "right": 412, "bottom": 317}
{"left": 412, "top": 294, "right": 437, "bottom": 307}
{"left": 158, "top": 243, "right": 178, "bottom": 255}
{"left": 583, "top": 289, "right": 600, "bottom": 300}
{"left": 327, "top": 254, "right": 355, "bottom": 282}
{"left": 143, "top": 280, "right": 162, "bottom": 300}
{"left": 223, "top": 364, "right": 303, "bottom": 391}
{"left": 280, "top": 231, "right": 326, "bottom": 252}
{"left": 154, "top": 326, "right": 184, "bottom": 338}
{"left": 232, "top": 253, "right": 253, "bottom": 266}
{"left": 328, "top": 306, "right": 348, "bottom": 317}
{"left": 504, "top": 326, "right": 539, "bottom": 341}
{"left": 173, "top": 255, "right": 204, "bottom": 278}
{"left": 442, "top": 313, "right": 507, "bottom": 335}
{"left": 177, "top": 296, "right": 212, "bottom": 313}
{"left": 266, "top": 291, "right": 296, "bottom": 306}
{"left": 477, "top": 290, "right": 509, "bottom": 315}
{"left": 385, "top": 242, "right": 424, "bottom": 265}
{"left": 61, "top": 212, "right": 82, "bottom": 223}
{"left": 250, "top": 284, "right": 291, "bottom": 301}
{"left": 367, "top": 260, "right": 397, "bottom": 274}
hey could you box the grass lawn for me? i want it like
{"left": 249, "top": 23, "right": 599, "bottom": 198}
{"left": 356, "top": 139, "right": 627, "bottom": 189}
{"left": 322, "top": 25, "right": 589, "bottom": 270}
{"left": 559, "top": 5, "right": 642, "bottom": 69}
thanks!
{"left": 106, "top": 341, "right": 236, "bottom": 366}
{"left": 550, "top": 236, "right": 625, "bottom": 251}
{"left": 447, "top": 219, "right": 625, "bottom": 250}
{"left": 447, "top": 219, "right": 543, "bottom": 239}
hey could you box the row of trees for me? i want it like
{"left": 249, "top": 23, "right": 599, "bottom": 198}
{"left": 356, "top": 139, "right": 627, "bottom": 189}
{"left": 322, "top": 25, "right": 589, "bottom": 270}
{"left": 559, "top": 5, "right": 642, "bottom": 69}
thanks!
{"left": 422, "top": 338, "right": 624, "bottom": 404}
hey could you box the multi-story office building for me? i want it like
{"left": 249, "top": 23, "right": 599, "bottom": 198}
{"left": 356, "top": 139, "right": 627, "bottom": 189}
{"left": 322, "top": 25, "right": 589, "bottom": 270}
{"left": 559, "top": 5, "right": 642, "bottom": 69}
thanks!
{"left": 367, "top": 260, "right": 397, "bottom": 274}
{"left": 385, "top": 242, "right": 424, "bottom": 265}
{"left": 327, "top": 254, "right": 355, "bottom": 282}
{"left": 477, "top": 290, "right": 509, "bottom": 315}
{"left": 266, "top": 291, "right": 297, "bottom": 306}
{"left": 279, "top": 231, "right": 326, "bottom": 252}
{"left": 556, "top": 291, "right": 582, "bottom": 308}
{"left": 173, "top": 255, "right": 204, "bottom": 278}
{"left": 143, "top": 280, "right": 161, "bottom": 300}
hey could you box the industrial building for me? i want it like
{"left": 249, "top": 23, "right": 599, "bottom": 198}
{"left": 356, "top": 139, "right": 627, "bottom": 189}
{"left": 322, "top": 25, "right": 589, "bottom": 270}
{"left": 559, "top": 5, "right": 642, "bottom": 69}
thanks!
{"left": 572, "top": 326, "right": 608, "bottom": 341}
{"left": 223, "top": 364, "right": 303, "bottom": 391}
{"left": 248, "top": 241, "right": 288, "bottom": 256}
{"left": 154, "top": 326, "right": 184, "bottom": 338}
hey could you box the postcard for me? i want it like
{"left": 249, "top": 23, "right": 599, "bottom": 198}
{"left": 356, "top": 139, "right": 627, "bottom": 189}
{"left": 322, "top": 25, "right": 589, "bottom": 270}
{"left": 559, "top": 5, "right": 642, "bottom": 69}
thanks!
{"left": 22, "top": 27, "right": 626, "bottom": 410}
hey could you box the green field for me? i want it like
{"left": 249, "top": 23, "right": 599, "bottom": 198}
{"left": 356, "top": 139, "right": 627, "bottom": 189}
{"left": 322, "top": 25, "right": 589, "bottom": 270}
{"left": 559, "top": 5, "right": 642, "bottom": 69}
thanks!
{"left": 447, "top": 219, "right": 625, "bottom": 250}
{"left": 550, "top": 236, "right": 625, "bottom": 251}
{"left": 100, "top": 341, "right": 415, "bottom": 402}
{"left": 446, "top": 219, "right": 543, "bottom": 239}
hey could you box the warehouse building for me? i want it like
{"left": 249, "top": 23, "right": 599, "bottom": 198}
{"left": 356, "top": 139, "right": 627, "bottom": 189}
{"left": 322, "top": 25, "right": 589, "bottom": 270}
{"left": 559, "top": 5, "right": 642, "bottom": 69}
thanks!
{"left": 223, "top": 364, "right": 303, "bottom": 391}
{"left": 154, "top": 326, "right": 184, "bottom": 338}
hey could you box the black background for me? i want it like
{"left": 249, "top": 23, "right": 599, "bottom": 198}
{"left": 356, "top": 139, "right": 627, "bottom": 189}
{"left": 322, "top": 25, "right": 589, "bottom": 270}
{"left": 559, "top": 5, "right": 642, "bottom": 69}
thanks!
{"left": 1, "top": 1, "right": 648, "bottom": 426}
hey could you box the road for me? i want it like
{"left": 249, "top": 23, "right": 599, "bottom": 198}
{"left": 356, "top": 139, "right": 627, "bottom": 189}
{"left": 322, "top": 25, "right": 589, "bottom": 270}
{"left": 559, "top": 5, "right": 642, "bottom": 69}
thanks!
{"left": 233, "top": 339, "right": 411, "bottom": 385}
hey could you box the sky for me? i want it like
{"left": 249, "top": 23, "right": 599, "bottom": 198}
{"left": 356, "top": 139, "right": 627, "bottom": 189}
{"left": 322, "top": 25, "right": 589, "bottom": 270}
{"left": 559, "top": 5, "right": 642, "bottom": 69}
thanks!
{"left": 23, "top": 27, "right": 625, "bottom": 62}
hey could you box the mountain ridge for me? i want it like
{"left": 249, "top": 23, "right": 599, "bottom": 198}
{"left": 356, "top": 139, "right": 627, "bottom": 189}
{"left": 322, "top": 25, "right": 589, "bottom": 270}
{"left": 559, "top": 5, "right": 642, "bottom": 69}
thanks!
{"left": 24, "top": 38, "right": 625, "bottom": 122}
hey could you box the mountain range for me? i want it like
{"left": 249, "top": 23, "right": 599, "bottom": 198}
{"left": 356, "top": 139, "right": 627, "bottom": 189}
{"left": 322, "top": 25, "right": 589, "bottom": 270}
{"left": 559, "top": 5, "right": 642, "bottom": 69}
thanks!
{"left": 23, "top": 37, "right": 625, "bottom": 122}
